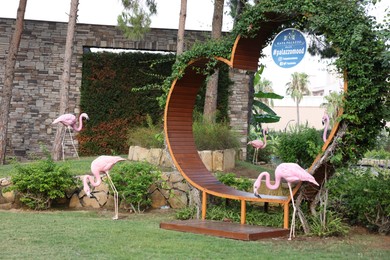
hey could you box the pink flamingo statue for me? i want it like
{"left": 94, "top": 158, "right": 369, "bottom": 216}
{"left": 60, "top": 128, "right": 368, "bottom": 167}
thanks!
{"left": 52, "top": 113, "right": 89, "bottom": 160}
{"left": 322, "top": 113, "right": 330, "bottom": 142}
{"left": 248, "top": 128, "right": 268, "bottom": 164}
{"left": 83, "top": 156, "right": 126, "bottom": 220}
{"left": 253, "top": 163, "right": 319, "bottom": 240}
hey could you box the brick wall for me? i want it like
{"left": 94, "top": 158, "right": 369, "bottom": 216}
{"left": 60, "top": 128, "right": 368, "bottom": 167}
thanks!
{"left": 0, "top": 18, "right": 250, "bottom": 160}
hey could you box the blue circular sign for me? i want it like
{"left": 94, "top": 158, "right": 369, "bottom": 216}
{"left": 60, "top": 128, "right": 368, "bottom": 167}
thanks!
{"left": 271, "top": 28, "right": 307, "bottom": 69}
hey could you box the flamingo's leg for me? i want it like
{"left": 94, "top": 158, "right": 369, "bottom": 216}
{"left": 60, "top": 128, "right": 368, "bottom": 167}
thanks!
{"left": 287, "top": 182, "right": 296, "bottom": 240}
{"left": 105, "top": 172, "right": 119, "bottom": 220}
{"left": 61, "top": 127, "right": 67, "bottom": 161}
{"left": 68, "top": 127, "right": 80, "bottom": 160}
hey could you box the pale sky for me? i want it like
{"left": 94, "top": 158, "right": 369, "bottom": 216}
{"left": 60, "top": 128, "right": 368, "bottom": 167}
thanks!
{"left": 0, "top": 0, "right": 234, "bottom": 31}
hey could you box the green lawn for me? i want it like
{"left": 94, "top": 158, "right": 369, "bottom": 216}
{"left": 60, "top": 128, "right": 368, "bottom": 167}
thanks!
{"left": 0, "top": 156, "right": 114, "bottom": 178}
{"left": 0, "top": 209, "right": 389, "bottom": 259}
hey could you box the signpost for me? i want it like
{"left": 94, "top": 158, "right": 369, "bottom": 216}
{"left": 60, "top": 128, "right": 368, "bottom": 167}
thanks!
{"left": 271, "top": 28, "right": 307, "bottom": 69}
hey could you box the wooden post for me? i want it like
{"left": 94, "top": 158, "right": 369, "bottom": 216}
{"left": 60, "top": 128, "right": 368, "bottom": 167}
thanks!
{"left": 202, "top": 191, "right": 207, "bottom": 220}
{"left": 240, "top": 200, "right": 246, "bottom": 224}
{"left": 283, "top": 202, "right": 289, "bottom": 229}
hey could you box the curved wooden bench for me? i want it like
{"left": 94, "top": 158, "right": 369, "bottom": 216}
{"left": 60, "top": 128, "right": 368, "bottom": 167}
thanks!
{"left": 164, "top": 15, "right": 343, "bottom": 229}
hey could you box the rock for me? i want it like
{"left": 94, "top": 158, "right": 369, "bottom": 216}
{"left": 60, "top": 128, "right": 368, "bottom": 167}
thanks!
{"left": 199, "top": 150, "right": 213, "bottom": 171}
{"left": 168, "top": 190, "right": 188, "bottom": 209}
{"left": 69, "top": 194, "right": 83, "bottom": 208}
{"left": 150, "top": 189, "right": 166, "bottom": 208}
{"left": 82, "top": 195, "right": 101, "bottom": 209}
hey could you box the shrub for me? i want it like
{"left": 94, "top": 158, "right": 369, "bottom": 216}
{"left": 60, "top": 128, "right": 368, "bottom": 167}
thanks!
{"left": 127, "top": 115, "right": 164, "bottom": 149}
{"left": 110, "top": 161, "right": 162, "bottom": 213}
{"left": 7, "top": 156, "right": 77, "bottom": 210}
{"left": 215, "top": 172, "right": 252, "bottom": 192}
{"left": 276, "top": 126, "right": 322, "bottom": 169}
{"left": 327, "top": 167, "right": 390, "bottom": 234}
{"left": 193, "top": 119, "right": 241, "bottom": 151}
{"left": 309, "top": 210, "right": 350, "bottom": 237}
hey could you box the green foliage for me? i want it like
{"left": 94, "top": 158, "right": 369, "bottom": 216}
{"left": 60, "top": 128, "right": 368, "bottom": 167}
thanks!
{"left": 117, "top": 0, "right": 157, "bottom": 40}
{"left": 309, "top": 210, "right": 350, "bottom": 237}
{"left": 79, "top": 51, "right": 175, "bottom": 155}
{"left": 193, "top": 115, "right": 241, "bottom": 151}
{"left": 175, "top": 206, "right": 197, "bottom": 220}
{"left": 205, "top": 204, "right": 284, "bottom": 227}
{"left": 127, "top": 115, "right": 164, "bottom": 149}
{"left": 276, "top": 126, "right": 322, "bottom": 168}
{"left": 7, "top": 156, "right": 77, "bottom": 210}
{"left": 364, "top": 149, "right": 390, "bottom": 160}
{"left": 165, "top": 0, "right": 389, "bottom": 167}
{"left": 215, "top": 172, "right": 252, "bottom": 192}
{"left": 327, "top": 167, "right": 390, "bottom": 234}
{"left": 78, "top": 118, "right": 130, "bottom": 155}
{"left": 110, "top": 161, "right": 162, "bottom": 213}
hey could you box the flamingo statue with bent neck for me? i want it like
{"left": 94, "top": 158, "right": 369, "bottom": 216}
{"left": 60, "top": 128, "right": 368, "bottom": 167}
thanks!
{"left": 52, "top": 113, "right": 89, "bottom": 160}
{"left": 83, "top": 155, "right": 126, "bottom": 220}
{"left": 253, "top": 162, "right": 319, "bottom": 240}
{"left": 248, "top": 128, "right": 268, "bottom": 164}
{"left": 322, "top": 113, "right": 330, "bottom": 143}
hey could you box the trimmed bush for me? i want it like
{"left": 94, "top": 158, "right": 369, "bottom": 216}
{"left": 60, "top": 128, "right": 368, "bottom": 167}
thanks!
{"left": 7, "top": 156, "right": 77, "bottom": 210}
{"left": 110, "top": 161, "right": 162, "bottom": 213}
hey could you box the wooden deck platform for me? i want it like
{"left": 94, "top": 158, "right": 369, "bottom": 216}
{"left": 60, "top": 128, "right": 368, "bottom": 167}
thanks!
{"left": 160, "top": 220, "right": 289, "bottom": 241}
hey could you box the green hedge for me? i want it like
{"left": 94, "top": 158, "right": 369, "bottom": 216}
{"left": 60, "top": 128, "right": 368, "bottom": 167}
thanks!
{"left": 79, "top": 51, "right": 175, "bottom": 155}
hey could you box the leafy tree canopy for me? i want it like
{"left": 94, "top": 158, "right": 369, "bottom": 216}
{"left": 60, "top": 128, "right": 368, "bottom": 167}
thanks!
{"left": 164, "top": 0, "right": 389, "bottom": 166}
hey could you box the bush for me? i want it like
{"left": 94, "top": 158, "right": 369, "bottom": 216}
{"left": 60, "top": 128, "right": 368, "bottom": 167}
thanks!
{"left": 193, "top": 119, "right": 241, "bottom": 151}
{"left": 7, "top": 156, "right": 77, "bottom": 210}
{"left": 110, "top": 161, "right": 162, "bottom": 213}
{"left": 327, "top": 167, "right": 390, "bottom": 234}
{"left": 127, "top": 115, "right": 164, "bottom": 149}
{"left": 276, "top": 126, "right": 322, "bottom": 169}
{"left": 215, "top": 172, "right": 252, "bottom": 192}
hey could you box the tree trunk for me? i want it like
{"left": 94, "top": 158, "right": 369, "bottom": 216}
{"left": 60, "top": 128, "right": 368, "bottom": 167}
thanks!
{"left": 0, "top": 0, "right": 27, "bottom": 165}
{"left": 176, "top": 0, "right": 187, "bottom": 56}
{"left": 296, "top": 101, "right": 300, "bottom": 125}
{"left": 52, "top": 0, "right": 79, "bottom": 161}
{"left": 203, "top": 0, "right": 224, "bottom": 123}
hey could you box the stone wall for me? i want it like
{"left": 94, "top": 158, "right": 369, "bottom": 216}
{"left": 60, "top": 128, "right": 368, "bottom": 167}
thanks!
{"left": 0, "top": 18, "right": 251, "bottom": 161}
{"left": 128, "top": 145, "right": 236, "bottom": 172}
{"left": 0, "top": 171, "right": 194, "bottom": 211}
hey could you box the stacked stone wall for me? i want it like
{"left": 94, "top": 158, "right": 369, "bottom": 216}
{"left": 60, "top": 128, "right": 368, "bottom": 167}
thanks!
{"left": 0, "top": 18, "right": 250, "bottom": 161}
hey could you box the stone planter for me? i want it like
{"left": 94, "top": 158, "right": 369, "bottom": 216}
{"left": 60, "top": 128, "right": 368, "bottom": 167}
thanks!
{"left": 128, "top": 146, "right": 236, "bottom": 172}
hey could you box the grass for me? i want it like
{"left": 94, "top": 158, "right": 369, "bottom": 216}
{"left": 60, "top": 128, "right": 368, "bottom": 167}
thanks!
{"left": 0, "top": 209, "right": 389, "bottom": 259}
{"left": 0, "top": 156, "right": 117, "bottom": 178}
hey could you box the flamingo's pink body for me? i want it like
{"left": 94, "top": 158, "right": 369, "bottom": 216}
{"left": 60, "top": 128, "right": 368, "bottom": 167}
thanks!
{"left": 83, "top": 156, "right": 126, "bottom": 219}
{"left": 52, "top": 113, "right": 89, "bottom": 132}
{"left": 322, "top": 113, "right": 329, "bottom": 142}
{"left": 248, "top": 128, "right": 267, "bottom": 164}
{"left": 253, "top": 163, "right": 319, "bottom": 240}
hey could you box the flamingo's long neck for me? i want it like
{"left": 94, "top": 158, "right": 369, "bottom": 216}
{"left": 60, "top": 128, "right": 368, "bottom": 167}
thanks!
{"left": 82, "top": 173, "right": 102, "bottom": 194}
{"left": 73, "top": 114, "right": 84, "bottom": 132}
{"left": 262, "top": 129, "right": 267, "bottom": 148}
{"left": 258, "top": 171, "right": 280, "bottom": 190}
{"left": 323, "top": 117, "right": 329, "bottom": 142}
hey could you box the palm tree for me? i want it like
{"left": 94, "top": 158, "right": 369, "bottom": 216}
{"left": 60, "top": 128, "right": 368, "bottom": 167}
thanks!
{"left": 0, "top": 0, "right": 27, "bottom": 164}
{"left": 321, "top": 91, "right": 344, "bottom": 127}
{"left": 285, "top": 72, "right": 311, "bottom": 125}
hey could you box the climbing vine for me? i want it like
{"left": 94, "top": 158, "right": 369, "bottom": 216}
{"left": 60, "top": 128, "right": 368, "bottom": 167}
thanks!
{"left": 165, "top": 0, "right": 389, "bottom": 166}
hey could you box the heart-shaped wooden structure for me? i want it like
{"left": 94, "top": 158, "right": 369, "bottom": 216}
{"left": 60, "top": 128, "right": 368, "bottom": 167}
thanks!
{"left": 164, "top": 15, "right": 345, "bottom": 229}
